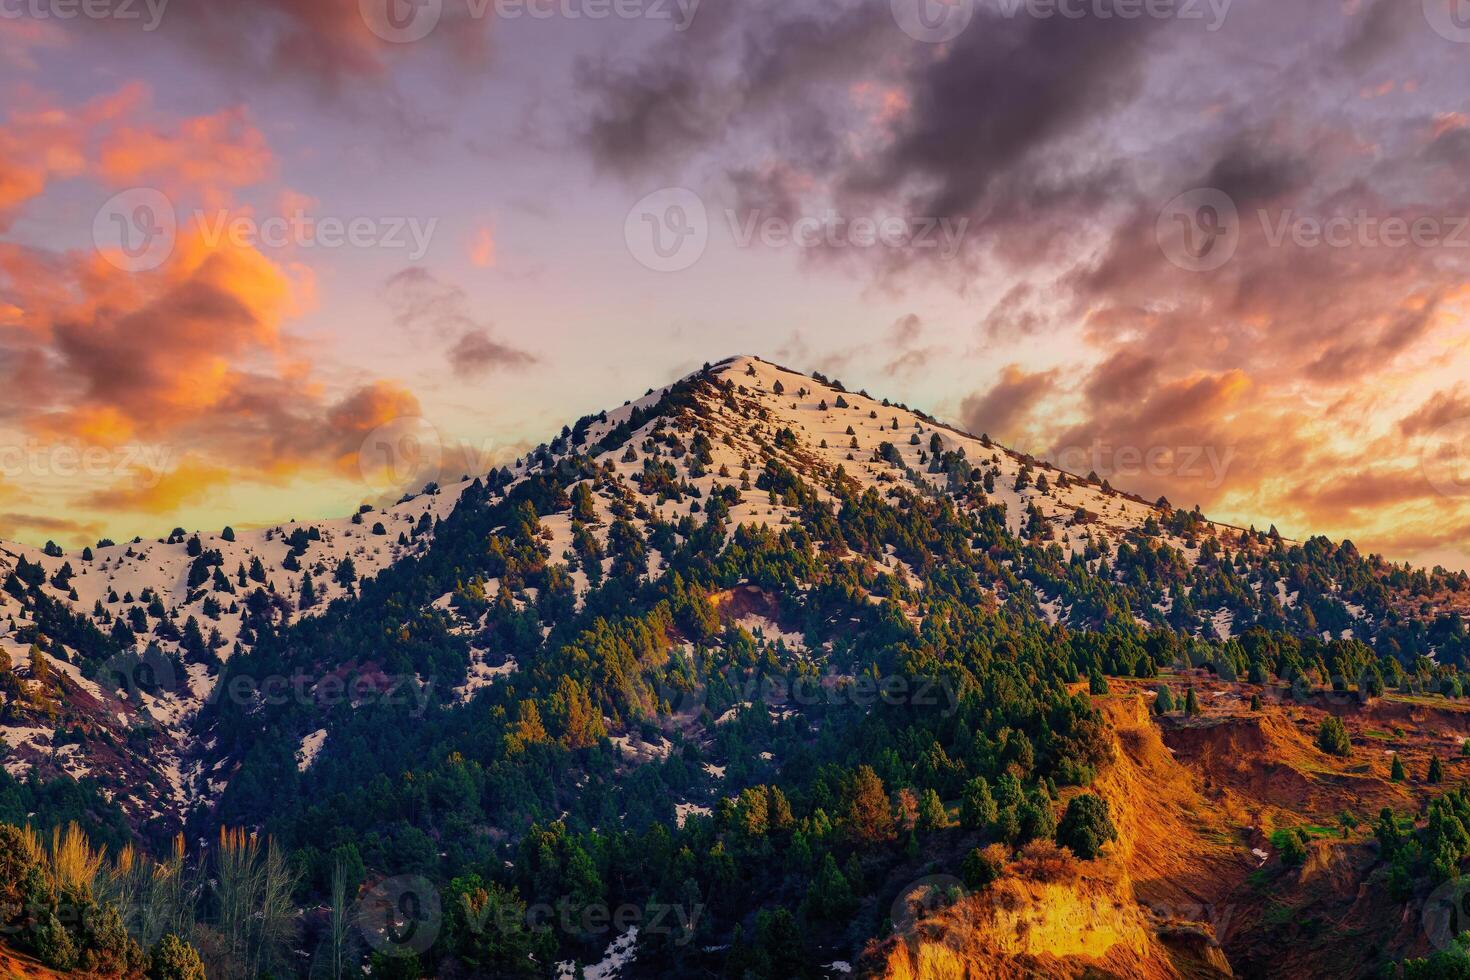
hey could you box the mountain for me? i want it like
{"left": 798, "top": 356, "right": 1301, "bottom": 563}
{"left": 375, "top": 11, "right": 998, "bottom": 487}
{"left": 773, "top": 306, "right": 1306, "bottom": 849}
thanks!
{"left": 1, "top": 355, "right": 1468, "bottom": 978}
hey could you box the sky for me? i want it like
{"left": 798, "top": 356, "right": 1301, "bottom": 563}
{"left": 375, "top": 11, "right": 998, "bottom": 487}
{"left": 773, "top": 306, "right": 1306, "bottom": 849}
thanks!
{"left": 0, "top": 0, "right": 1468, "bottom": 573}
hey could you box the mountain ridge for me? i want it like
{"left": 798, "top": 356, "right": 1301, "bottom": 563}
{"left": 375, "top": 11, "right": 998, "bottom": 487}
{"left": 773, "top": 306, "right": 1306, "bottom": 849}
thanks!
{"left": 2, "top": 354, "right": 1469, "bottom": 978}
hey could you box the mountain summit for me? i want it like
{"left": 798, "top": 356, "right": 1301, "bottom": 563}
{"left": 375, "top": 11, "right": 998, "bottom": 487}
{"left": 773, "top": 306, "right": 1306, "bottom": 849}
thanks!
{"left": 1, "top": 355, "right": 1467, "bottom": 978}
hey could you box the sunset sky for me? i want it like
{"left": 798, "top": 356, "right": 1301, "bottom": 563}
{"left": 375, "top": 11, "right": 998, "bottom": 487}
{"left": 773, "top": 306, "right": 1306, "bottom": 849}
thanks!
{"left": 1, "top": 0, "right": 1468, "bottom": 572}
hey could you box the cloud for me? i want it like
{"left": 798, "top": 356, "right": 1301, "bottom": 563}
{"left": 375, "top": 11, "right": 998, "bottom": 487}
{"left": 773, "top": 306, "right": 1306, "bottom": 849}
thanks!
{"left": 449, "top": 328, "right": 536, "bottom": 379}
{"left": 959, "top": 365, "right": 1060, "bottom": 443}
{"left": 0, "top": 85, "right": 450, "bottom": 533}
{"left": 0, "top": 512, "right": 104, "bottom": 545}
{"left": 1400, "top": 387, "right": 1470, "bottom": 438}
{"left": 380, "top": 266, "right": 535, "bottom": 377}
{"left": 83, "top": 456, "right": 235, "bottom": 515}
{"left": 470, "top": 223, "right": 496, "bottom": 268}
{"left": 97, "top": 105, "right": 274, "bottom": 203}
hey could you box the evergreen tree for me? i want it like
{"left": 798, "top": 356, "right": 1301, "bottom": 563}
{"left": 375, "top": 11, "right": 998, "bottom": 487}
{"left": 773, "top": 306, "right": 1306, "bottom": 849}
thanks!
{"left": 848, "top": 766, "right": 896, "bottom": 845}
{"left": 1429, "top": 755, "right": 1445, "bottom": 784}
{"left": 1391, "top": 753, "right": 1406, "bottom": 781}
{"left": 805, "top": 854, "right": 853, "bottom": 920}
{"left": 1056, "top": 793, "right": 1118, "bottom": 860}
{"left": 917, "top": 788, "right": 949, "bottom": 833}
{"left": 1316, "top": 716, "right": 1351, "bottom": 757}
{"left": 960, "top": 776, "right": 998, "bottom": 830}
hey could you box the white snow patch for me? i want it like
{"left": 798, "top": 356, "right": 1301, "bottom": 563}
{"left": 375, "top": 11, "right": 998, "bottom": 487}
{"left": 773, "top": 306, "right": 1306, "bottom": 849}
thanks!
{"left": 675, "top": 802, "right": 712, "bottom": 828}
{"left": 297, "top": 729, "right": 327, "bottom": 772}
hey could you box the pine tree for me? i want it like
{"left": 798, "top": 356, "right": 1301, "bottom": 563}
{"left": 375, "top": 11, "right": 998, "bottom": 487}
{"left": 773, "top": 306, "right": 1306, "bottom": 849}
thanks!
{"left": 1056, "top": 793, "right": 1118, "bottom": 860}
{"left": 1153, "top": 685, "right": 1175, "bottom": 715}
{"left": 1316, "top": 716, "right": 1351, "bottom": 757}
{"left": 572, "top": 482, "right": 598, "bottom": 523}
{"left": 917, "top": 789, "right": 949, "bottom": 833}
{"left": 1184, "top": 687, "right": 1201, "bottom": 717}
{"left": 847, "top": 766, "right": 895, "bottom": 845}
{"left": 1390, "top": 753, "right": 1406, "bottom": 781}
{"left": 27, "top": 644, "right": 49, "bottom": 685}
{"left": 298, "top": 572, "right": 316, "bottom": 610}
{"left": 805, "top": 854, "right": 852, "bottom": 920}
{"left": 960, "top": 776, "right": 998, "bottom": 830}
{"left": 1428, "top": 755, "right": 1445, "bottom": 784}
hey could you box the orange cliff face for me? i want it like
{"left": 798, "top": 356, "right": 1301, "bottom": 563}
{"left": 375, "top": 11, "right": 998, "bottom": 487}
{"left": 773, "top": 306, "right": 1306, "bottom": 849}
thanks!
{"left": 866, "top": 694, "right": 1238, "bottom": 980}
{"left": 864, "top": 679, "right": 1470, "bottom": 979}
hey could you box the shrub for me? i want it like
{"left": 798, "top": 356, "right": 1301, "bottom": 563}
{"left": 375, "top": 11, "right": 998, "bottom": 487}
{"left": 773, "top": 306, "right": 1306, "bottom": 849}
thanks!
{"left": 961, "top": 844, "right": 1008, "bottom": 890}
{"left": 1056, "top": 793, "right": 1119, "bottom": 860}
{"left": 149, "top": 933, "right": 207, "bottom": 980}
{"left": 1316, "top": 716, "right": 1351, "bottom": 757}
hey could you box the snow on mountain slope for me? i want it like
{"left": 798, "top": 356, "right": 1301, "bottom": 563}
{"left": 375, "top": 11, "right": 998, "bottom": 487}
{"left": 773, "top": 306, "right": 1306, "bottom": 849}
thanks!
{"left": 0, "top": 354, "right": 1361, "bottom": 827}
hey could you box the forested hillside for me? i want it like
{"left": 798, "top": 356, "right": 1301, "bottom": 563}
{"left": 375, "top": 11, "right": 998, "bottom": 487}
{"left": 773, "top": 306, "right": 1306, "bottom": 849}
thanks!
{"left": 2, "top": 356, "right": 1468, "bottom": 978}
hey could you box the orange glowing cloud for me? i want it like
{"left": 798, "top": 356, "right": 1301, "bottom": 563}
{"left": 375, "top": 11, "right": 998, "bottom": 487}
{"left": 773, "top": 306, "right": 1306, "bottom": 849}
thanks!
{"left": 98, "top": 105, "right": 274, "bottom": 204}
{"left": 0, "top": 82, "right": 435, "bottom": 533}
{"left": 470, "top": 222, "right": 496, "bottom": 268}
{"left": 84, "top": 456, "right": 235, "bottom": 515}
